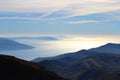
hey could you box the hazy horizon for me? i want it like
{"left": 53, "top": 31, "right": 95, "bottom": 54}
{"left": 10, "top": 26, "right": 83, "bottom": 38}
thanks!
{"left": 0, "top": 0, "right": 120, "bottom": 60}
{"left": 0, "top": 36, "right": 120, "bottom": 60}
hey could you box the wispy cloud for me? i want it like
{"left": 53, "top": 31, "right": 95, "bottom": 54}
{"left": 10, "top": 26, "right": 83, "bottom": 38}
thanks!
{"left": 0, "top": 16, "right": 43, "bottom": 20}
{"left": 0, "top": 0, "right": 120, "bottom": 22}
{"left": 66, "top": 20, "right": 99, "bottom": 24}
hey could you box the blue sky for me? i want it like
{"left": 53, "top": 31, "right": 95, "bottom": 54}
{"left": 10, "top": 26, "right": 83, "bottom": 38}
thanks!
{"left": 0, "top": 0, "right": 120, "bottom": 38}
{"left": 1, "top": 0, "right": 120, "bottom": 60}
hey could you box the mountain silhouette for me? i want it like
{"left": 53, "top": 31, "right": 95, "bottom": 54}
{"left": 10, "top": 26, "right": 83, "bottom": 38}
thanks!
{"left": 33, "top": 43, "right": 120, "bottom": 80}
{"left": 0, "top": 55, "right": 67, "bottom": 80}
{"left": 39, "top": 51, "right": 120, "bottom": 80}
{"left": 33, "top": 43, "right": 120, "bottom": 62}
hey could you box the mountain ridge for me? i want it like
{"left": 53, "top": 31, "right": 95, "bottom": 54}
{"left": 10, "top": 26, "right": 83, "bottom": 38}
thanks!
{"left": 39, "top": 52, "right": 120, "bottom": 80}
{"left": 33, "top": 43, "right": 120, "bottom": 62}
{"left": 0, "top": 55, "right": 67, "bottom": 80}
{"left": 88, "top": 43, "right": 120, "bottom": 54}
{"left": 32, "top": 43, "right": 120, "bottom": 80}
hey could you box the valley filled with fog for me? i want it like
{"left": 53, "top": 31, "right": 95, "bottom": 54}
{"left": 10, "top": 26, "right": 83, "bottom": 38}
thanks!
{"left": 0, "top": 39, "right": 105, "bottom": 60}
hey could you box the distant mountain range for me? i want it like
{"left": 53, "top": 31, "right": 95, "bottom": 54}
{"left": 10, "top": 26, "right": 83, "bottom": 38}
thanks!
{"left": 33, "top": 43, "right": 120, "bottom": 62}
{"left": 0, "top": 55, "right": 66, "bottom": 80}
{"left": 10, "top": 36, "right": 58, "bottom": 41}
{"left": 0, "top": 38, "right": 34, "bottom": 51}
{"left": 33, "top": 43, "right": 120, "bottom": 80}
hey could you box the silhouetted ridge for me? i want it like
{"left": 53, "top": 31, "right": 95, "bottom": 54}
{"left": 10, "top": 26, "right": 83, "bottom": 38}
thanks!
{"left": 33, "top": 49, "right": 90, "bottom": 62}
{"left": 39, "top": 52, "right": 120, "bottom": 80}
{"left": 33, "top": 43, "right": 120, "bottom": 80}
{"left": 0, "top": 55, "right": 66, "bottom": 80}
{"left": 89, "top": 43, "right": 120, "bottom": 54}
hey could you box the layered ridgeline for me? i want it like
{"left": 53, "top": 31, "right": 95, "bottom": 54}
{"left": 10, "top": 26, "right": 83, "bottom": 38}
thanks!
{"left": 89, "top": 43, "right": 120, "bottom": 54}
{"left": 0, "top": 38, "right": 33, "bottom": 51}
{"left": 33, "top": 43, "right": 120, "bottom": 80}
{"left": 0, "top": 55, "right": 66, "bottom": 80}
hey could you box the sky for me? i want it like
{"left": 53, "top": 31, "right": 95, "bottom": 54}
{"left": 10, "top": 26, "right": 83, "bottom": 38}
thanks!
{"left": 0, "top": 0, "right": 120, "bottom": 60}
{"left": 0, "top": 0, "right": 120, "bottom": 40}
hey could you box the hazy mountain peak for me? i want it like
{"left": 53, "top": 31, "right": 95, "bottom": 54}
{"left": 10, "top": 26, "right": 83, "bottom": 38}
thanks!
{"left": 37, "top": 36, "right": 58, "bottom": 41}
{"left": 10, "top": 36, "right": 58, "bottom": 41}
{"left": 0, "top": 38, "right": 34, "bottom": 51}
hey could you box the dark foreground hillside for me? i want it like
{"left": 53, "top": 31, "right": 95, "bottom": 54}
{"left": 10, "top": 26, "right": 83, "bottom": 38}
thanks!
{"left": 0, "top": 55, "right": 66, "bottom": 80}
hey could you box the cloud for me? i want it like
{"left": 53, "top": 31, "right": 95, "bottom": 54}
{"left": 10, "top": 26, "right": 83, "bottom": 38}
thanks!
{"left": 0, "top": 16, "right": 42, "bottom": 20}
{"left": 0, "top": 0, "right": 120, "bottom": 21}
{"left": 67, "top": 20, "right": 99, "bottom": 24}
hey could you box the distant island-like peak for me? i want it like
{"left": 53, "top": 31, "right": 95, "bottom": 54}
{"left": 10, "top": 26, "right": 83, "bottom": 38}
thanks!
{"left": 0, "top": 38, "right": 34, "bottom": 51}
